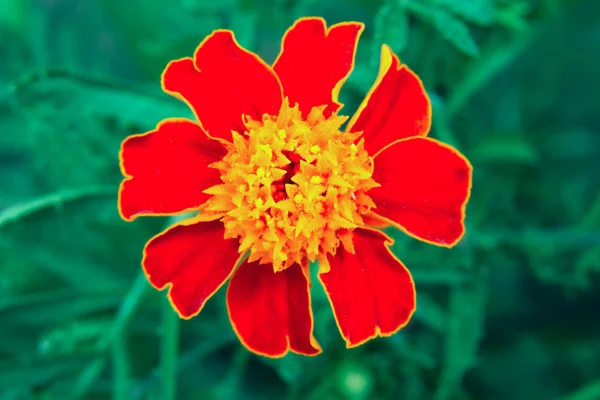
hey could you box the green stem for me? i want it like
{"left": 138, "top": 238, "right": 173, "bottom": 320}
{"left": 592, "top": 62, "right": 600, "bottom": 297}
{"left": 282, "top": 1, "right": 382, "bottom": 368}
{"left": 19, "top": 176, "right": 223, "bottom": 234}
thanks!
{"left": 161, "top": 299, "right": 181, "bottom": 400}
{"left": 112, "top": 332, "right": 131, "bottom": 400}
{"left": 0, "top": 186, "right": 114, "bottom": 229}
{"left": 72, "top": 273, "right": 149, "bottom": 399}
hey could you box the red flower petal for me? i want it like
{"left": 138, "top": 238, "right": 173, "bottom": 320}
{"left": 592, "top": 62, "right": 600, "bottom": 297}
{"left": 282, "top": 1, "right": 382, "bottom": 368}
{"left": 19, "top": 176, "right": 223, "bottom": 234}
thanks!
{"left": 227, "top": 260, "right": 321, "bottom": 358}
{"left": 143, "top": 219, "right": 241, "bottom": 319}
{"left": 319, "top": 228, "right": 416, "bottom": 347}
{"left": 161, "top": 31, "right": 283, "bottom": 142}
{"left": 371, "top": 137, "right": 473, "bottom": 247}
{"left": 347, "top": 45, "right": 431, "bottom": 156}
{"left": 273, "top": 17, "right": 364, "bottom": 117}
{"left": 118, "top": 118, "right": 226, "bottom": 221}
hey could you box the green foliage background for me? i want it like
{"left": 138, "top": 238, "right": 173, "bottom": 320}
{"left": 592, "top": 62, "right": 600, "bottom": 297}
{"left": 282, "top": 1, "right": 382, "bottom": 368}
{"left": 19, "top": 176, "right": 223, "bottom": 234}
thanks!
{"left": 1, "top": 0, "right": 599, "bottom": 399}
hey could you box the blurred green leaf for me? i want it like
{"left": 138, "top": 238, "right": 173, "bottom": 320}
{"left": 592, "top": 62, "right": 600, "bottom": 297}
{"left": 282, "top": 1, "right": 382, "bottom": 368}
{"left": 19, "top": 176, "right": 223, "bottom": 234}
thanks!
{"left": 72, "top": 273, "right": 149, "bottom": 398}
{"left": 374, "top": 1, "right": 410, "bottom": 55}
{"left": 6, "top": 70, "right": 193, "bottom": 127}
{"left": 408, "top": 1, "right": 480, "bottom": 57}
{"left": 470, "top": 134, "right": 540, "bottom": 165}
{"left": 435, "top": 267, "right": 487, "bottom": 400}
{"left": 495, "top": 0, "right": 531, "bottom": 32}
{"left": 445, "top": 38, "right": 530, "bottom": 117}
{"left": 0, "top": 186, "right": 114, "bottom": 229}
{"left": 0, "top": 359, "right": 85, "bottom": 389}
{"left": 429, "top": 10, "right": 480, "bottom": 57}
{"left": 428, "top": 0, "right": 495, "bottom": 26}
{"left": 2, "top": 290, "right": 123, "bottom": 326}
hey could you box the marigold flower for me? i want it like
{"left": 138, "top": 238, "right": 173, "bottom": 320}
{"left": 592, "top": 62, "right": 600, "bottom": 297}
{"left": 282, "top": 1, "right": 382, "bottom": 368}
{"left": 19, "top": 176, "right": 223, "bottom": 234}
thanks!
{"left": 118, "top": 17, "right": 472, "bottom": 357}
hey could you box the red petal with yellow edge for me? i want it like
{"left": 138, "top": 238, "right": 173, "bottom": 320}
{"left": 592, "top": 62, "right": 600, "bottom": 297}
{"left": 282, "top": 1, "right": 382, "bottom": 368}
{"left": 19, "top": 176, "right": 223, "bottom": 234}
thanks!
{"left": 227, "top": 260, "right": 321, "bottom": 358}
{"left": 273, "top": 17, "right": 363, "bottom": 117}
{"left": 161, "top": 30, "right": 283, "bottom": 142}
{"left": 347, "top": 45, "right": 431, "bottom": 156}
{"left": 118, "top": 118, "right": 226, "bottom": 221}
{"left": 143, "top": 219, "right": 241, "bottom": 319}
{"left": 319, "top": 228, "right": 416, "bottom": 347}
{"left": 371, "top": 137, "right": 473, "bottom": 247}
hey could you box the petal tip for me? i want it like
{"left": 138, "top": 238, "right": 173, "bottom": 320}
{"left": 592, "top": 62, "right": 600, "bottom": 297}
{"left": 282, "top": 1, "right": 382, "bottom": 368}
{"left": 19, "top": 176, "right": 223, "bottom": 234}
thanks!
{"left": 142, "top": 221, "right": 240, "bottom": 322}
{"left": 117, "top": 182, "right": 129, "bottom": 221}
{"left": 371, "top": 137, "right": 471, "bottom": 246}
{"left": 331, "top": 20, "right": 366, "bottom": 34}
{"left": 342, "top": 303, "right": 416, "bottom": 349}
{"left": 227, "top": 318, "right": 290, "bottom": 358}
{"left": 343, "top": 329, "right": 380, "bottom": 349}
{"left": 160, "top": 57, "right": 195, "bottom": 95}
{"left": 167, "top": 289, "right": 203, "bottom": 320}
{"left": 194, "top": 29, "right": 237, "bottom": 57}
{"left": 320, "top": 229, "right": 416, "bottom": 349}
{"left": 117, "top": 180, "right": 140, "bottom": 222}
{"left": 380, "top": 44, "right": 397, "bottom": 70}
{"left": 117, "top": 207, "right": 135, "bottom": 222}
{"left": 227, "top": 261, "right": 320, "bottom": 358}
{"left": 293, "top": 16, "right": 327, "bottom": 28}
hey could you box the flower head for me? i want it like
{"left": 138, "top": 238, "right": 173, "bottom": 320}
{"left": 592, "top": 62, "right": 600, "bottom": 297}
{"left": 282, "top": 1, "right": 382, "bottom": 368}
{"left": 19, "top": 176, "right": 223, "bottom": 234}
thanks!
{"left": 118, "top": 17, "right": 472, "bottom": 357}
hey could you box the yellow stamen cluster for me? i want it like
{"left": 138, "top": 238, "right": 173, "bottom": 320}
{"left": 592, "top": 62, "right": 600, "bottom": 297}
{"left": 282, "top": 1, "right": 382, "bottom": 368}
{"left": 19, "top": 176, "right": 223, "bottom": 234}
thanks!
{"left": 203, "top": 99, "right": 379, "bottom": 272}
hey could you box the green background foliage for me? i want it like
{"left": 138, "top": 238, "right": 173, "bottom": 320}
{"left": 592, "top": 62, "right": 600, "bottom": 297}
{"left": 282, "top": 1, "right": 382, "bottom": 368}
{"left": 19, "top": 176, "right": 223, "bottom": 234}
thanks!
{"left": 1, "top": 0, "right": 599, "bottom": 399}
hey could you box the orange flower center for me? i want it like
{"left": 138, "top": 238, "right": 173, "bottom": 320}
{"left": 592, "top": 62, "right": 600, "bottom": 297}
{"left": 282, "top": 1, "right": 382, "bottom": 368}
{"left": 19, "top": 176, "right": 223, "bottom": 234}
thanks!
{"left": 203, "top": 98, "right": 379, "bottom": 272}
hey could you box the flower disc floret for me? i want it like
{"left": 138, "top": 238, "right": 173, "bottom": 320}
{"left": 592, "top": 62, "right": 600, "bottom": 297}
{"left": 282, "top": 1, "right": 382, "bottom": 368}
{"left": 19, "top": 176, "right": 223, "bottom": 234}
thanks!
{"left": 203, "top": 99, "right": 379, "bottom": 272}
